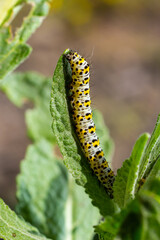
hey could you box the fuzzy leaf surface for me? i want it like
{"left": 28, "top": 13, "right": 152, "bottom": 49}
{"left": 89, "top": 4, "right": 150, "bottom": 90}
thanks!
{"left": 16, "top": 139, "right": 68, "bottom": 240}
{"left": 50, "top": 49, "right": 117, "bottom": 216}
{"left": 113, "top": 133, "right": 150, "bottom": 208}
{"left": 0, "top": 198, "right": 50, "bottom": 240}
{"left": 15, "top": 138, "right": 100, "bottom": 240}
{"left": 139, "top": 156, "right": 160, "bottom": 192}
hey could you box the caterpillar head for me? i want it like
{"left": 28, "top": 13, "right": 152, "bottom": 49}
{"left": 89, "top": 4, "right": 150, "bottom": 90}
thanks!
{"left": 64, "top": 50, "right": 73, "bottom": 58}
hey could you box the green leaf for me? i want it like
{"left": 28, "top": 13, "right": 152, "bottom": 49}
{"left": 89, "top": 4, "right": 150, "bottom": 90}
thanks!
{"left": 16, "top": 139, "right": 68, "bottom": 240}
{"left": 0, "top": 72, "right": 50, "bottom": 107}
{"left": 15, "top": 139, "right": 100, "bottom": 240}
{"left": 0, "top": 0, "right": 50, "bottom": 80}
{"left": 50, "top": 49, "right": 117, "bottom": 216}
{"left": 0, "top": 198, "right": 50, "bottom": 240}
{"left": 26, "top": 106, "right": 55, "bottom": 142}
{"left": 113, "top": 133, "right": 150, "bottom": 208}
{"left": 95, "top": 216, "right": 120, "bottom": 240}
{"left": 70, "top": 180, "right": 100, "bottom": 240}
{"left": 1, "top": 72, "right": 55, "bottom": 142}
{"left": 95, "top": 178, "right": 160, "bottom": 240}
{"left": 138, "top": 114, "right": 160, "bottom": 184}
{"left": 0, "top": 27, "right": 31, "bottom": 80}
{"left": 0, "top": 71, "right": 51, "bottom": 106}
{"left": 119, "top": 180, "right": 160, "bottom": 240}
{"left": 139, "top": 156, "right": 160, "bottom": 193}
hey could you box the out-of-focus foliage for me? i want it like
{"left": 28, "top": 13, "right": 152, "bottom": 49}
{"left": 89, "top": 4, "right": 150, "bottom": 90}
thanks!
{"left": 0, "top": 0, "right": 18, "bottom": 25}
{"left": 51, "top": 0, "right": 92, "bottom": 25}
{"left": 50, "top": 0, "right": 160, "bottom": 25}
{"left": 0, "top": 72, "right": 55, "bottom": 143}
{"left": 0, "top": 0, "right": 50, "bottom": 80}
{"left": 0, "top": 72, "right": 50, "bottom": 107}
{"left": 16, "top": 139, "right": 68, "bottom": 240}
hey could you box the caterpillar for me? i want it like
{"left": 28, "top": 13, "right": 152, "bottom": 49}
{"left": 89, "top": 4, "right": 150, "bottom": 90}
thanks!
{"left": 65, "top": 50, "right": 115, "bottom": 197}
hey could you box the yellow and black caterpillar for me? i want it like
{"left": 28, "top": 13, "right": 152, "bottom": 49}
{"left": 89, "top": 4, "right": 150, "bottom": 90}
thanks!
{"left": 65, "top": 50, "right": 115, "bottom": 196}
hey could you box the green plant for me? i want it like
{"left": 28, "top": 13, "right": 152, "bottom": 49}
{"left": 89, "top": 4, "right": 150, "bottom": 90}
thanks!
{"left": 0, "top": 1, "right": 160, "bottom": 240}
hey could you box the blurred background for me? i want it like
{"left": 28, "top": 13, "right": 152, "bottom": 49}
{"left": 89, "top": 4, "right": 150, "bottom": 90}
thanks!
{"left": 0, "top": 0, "right": 160, "bottom": 207}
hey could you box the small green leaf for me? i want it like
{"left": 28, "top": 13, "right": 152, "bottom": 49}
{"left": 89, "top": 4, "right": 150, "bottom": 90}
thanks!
{"left": 139, "top": 156, "right": 160, "bottom": 193}
{"left": 113, "top": 133, "right": 150, "bottom": 208}
{"left": 50, "top": 50, "right": 117, "bottom": 216}
{"left": 16, "top": 139, "right": 68, "bottom": 240}
{"left": 0, "top": 27, "right": 32, "bottom": 79}
{"left": 138, "top": 114, "right": 160, "bottom": 184}
{"left": 0, "top": 0, "right": 50, "bottom": 80}
{"left": 0, "top": 198, "right": 50, "bottom": 240}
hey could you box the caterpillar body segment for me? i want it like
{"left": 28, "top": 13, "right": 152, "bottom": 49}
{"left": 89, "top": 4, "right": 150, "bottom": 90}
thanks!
{"left": 65, "top": 50, "right": 115, "bottom": 196}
